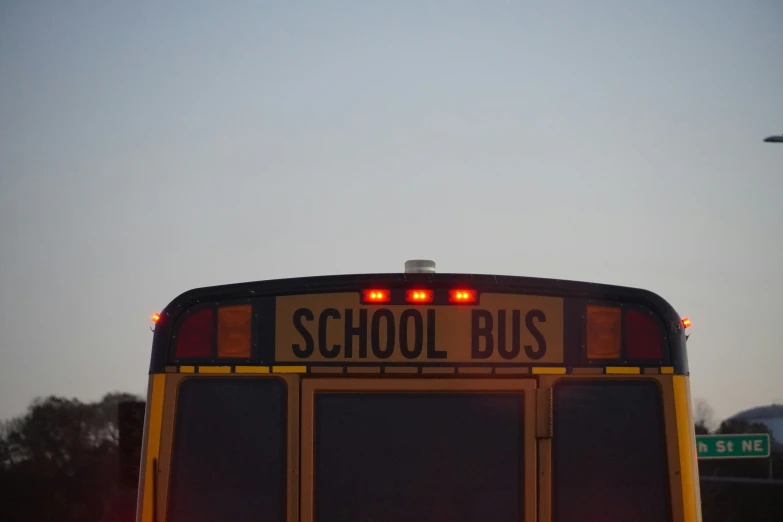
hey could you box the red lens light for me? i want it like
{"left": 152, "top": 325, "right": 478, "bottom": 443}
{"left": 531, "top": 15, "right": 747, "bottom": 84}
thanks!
{"left": 682, "top": 317, "right": 691, "bottom": 328}
{"left": 449, "top": 289, "right": 477, "bottom": 304}
{"left": 363, "top": 289, "right": 391, "bottom": 303}
{"left": 175, "top": 308, "right": 214, "bottom": 358}
{"left": 406, "top": 289, "right": 434, "bottom": 303}
{"left": 151, "top": 312, "right": 161, "bottom": 323}
{"left": 625, "top": 309, "right": 663, "bottom": 360}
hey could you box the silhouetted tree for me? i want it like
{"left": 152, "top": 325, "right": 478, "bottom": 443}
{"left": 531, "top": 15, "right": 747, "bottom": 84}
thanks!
{"left": 695, "top": 398, "right": 716, "bottom": 434}
{"left": 0, "top": 392, "right": 142, "bottom": 522}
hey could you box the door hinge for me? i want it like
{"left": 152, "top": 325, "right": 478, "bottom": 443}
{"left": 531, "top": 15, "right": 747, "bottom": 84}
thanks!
{"left": 536, "top": 387, "right": 553, "bottom": 438}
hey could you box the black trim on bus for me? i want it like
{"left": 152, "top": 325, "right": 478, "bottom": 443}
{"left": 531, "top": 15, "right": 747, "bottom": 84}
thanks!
{"left": 257, "top": 297, "right": 275, "bottom": 366}
{"left": 149, "top": 273, "right": 689, "bottom": 375}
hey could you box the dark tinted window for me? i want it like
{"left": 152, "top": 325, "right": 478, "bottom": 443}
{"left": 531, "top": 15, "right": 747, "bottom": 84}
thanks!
{"left": 167, "top": 378, "right": 286, "bottom": 522}
{"left": 553, "top": 381, "right": 670, "bottom": 522}
{"left": 315, "top": 392, "right": 523, "bottom": 522}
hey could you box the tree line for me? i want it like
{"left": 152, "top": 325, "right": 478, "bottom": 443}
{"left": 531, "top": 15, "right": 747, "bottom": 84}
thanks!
{"left": 1, "top": 395, "right": 781, "bottom": 521}
{"left": 0, "top": 393, "right": 140, "bottom": 522}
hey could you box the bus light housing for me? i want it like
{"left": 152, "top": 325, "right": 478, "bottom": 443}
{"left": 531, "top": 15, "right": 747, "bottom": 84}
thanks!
{"left": 586, "top": 305, "right": 665, "bottom": 361}
{"left": 175, "top": 308, "right": 214, "bottom": 358}
{"left": 625, "top": 309, "right": 663, "bottom": 359}
{"left": 217, "top": 305, "right": 252, "bottom": 358}
{"left": 449, "top": 289, "right": 477, "bottom": 304}
{"left": 363, "top": 289, "right": 391, "bottom": 303}
{"left": 174, "top": 304, "right": 254, "bottom": 360}
{"left": 406, "top": 289, "right": 434, "bottom": 304}
{"left": 586, "top": 306, "right": 622, "bottom": 359}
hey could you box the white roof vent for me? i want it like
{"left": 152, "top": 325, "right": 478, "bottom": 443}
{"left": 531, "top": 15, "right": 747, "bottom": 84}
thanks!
{"left": 405, "top": 259, "right": 436, "bottom": 274}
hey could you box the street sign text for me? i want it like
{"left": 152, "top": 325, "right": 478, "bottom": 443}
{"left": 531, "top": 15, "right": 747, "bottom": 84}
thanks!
{"left": 696, "top": 434, "right": 771, "bottom": 459}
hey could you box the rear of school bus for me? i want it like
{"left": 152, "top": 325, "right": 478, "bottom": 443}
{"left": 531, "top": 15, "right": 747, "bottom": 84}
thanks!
{"left": 131, "top": 270, "right": 701, "bottom": 522}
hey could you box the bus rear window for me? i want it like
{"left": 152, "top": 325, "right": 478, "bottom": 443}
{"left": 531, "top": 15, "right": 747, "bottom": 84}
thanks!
{"left": 553, "top": 380, "right": 670, "bottom": 522}
{"left": 314, "top": 392, "right": 524, "bottom": 522}
{"left": 167, "top": 378, "right": 286, "bottom": 522}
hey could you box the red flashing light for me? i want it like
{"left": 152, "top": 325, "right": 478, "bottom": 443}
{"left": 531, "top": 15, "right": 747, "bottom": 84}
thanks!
{"left": 151, "top": 312, "right": 161, "bottom": 323}
{"left": 175, "top": 308, "right": 214, "bottom": 358}
{"left": 449, "top": 289, "right": 477, "bottom": 304}
{"left": 363, "top": 289, "right": 391, "bottom": 303}
{"left": 406, "top": 289, "right": 434, "bottom": 303}
{"left": 682, "top": 317, "right": 692, "bottom": 329}
{"left": 625, "top": 309, "right": 663, "bottom": 360}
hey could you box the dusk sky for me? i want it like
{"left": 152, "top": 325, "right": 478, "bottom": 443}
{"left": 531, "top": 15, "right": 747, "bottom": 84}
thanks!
{"left": 1, "top": 1, "right": 781, "bottom": 422}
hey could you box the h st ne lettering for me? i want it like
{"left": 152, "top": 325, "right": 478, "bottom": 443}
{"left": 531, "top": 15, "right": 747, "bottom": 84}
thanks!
{"left": 290, "top": 307, "right": 548, "bottom": 361}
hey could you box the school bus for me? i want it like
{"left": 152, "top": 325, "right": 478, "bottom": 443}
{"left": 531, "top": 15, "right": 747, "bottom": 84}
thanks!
{"left": 126, "top": 262, "right": 700, "bottom": 522}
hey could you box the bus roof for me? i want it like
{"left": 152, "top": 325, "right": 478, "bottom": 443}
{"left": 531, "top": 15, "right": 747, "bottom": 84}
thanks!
{"left": 148, "top": 272, "right": 689, "bottom": 375}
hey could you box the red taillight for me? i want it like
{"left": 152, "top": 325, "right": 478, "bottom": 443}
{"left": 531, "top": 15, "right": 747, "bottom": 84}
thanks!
{"left": 682, "top": 317, "right": 691, "bottom": 328}
{"left": 625, "top": 309, "right": 663, "bottom": 359}
{"left": 449, "top": 289, "right": 477, "bottom": 304}
{"left": 151, "top": 312, "right": 161, "bottom": 323}
{"left": 363, "top": 289, "right": 391, "bottom": 303}
{"left": 406, "top": 289, "right": 434, "bottom": 303}
{"left": 175, "top": 308, "right": 214, "bottom": 358}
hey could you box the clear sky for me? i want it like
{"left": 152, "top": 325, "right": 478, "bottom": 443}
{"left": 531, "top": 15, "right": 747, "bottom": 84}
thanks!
{"left": 1, "top": 1, "right": 781, "bottom": 422}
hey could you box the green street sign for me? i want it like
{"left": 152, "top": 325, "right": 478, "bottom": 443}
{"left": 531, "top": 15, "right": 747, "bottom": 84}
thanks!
{"left": 696, "top": 433, "right": 771, "bottom": 459}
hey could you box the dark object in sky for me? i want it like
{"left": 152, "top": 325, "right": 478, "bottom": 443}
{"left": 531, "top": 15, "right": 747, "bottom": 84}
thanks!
{"left": 763, "top": 134, "right": 783, "bottom": 143}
